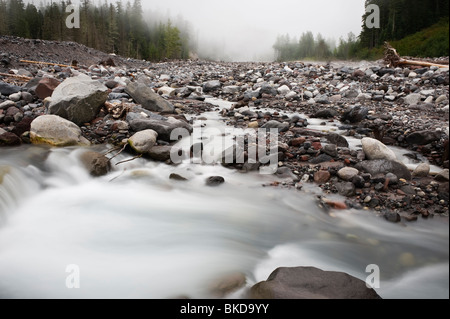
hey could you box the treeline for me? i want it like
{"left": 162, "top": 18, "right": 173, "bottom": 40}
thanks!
{"left": 273, "top": 32, "right": 359, "bottom": 61}
{"left": 273, "top": 0, "right": 449, "bottom": 61}
{"left": 0, "top": 0, "right": 194, "bottom": 61}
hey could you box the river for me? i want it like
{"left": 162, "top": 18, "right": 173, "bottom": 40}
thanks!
{"left": 0, "top": 99, "right": 448, "bottom": 299}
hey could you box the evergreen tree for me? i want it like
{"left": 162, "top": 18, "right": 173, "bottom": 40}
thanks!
{"left": 0, "top": 0, "right": 194, "bottom": 61}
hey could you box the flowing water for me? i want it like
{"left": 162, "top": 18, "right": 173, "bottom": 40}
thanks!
{"left": 0, "top": 102, "right": 448, "bottom": 299}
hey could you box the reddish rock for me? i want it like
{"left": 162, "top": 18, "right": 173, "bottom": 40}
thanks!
{"left": 352, "top": 70, "right": 365, "bottom": 78}
{"left": 0, "top": 132, "right": 21, "bottom": 146}
{"left": 325, "top": 200, "right": 348, "bottom": 210}
{"left": 312, "top": 141, "right": 322, "bottom": 150}
{"left": 300, "top": 155, "right": 310, "bottom": 162}
{"left": 11, "top": 117, "right": 33, "bottom": 137}
{"left": 291, "top": 137, "right": 306, "bottom": 146}
{"left": 35, "top": 77, "right": 61, "bottom": 100}
{"left": 285, "top": 152, "right": 295, "bottom": 159}
{"left": 314, "top": 170, "right": 331, "bottom": 184}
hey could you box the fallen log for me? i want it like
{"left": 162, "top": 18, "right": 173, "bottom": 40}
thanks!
{"left": 0, "top": 72, "right": 32, "bottom": 81}
{"left": 384, "top": 42, "right": 448, "bottom": 69}
{"left": 19, "top": 59, "right": 74, "bottom": 68}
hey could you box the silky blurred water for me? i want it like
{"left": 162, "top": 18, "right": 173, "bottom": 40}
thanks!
{"left": 0, "top": 144, "right": 448, "bottom": 299}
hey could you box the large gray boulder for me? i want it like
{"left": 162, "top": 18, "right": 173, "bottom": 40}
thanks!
{"left": 361, "top": 137, "right": 397, "bottom": 161}
{"left": 250, "top": 267, "right": 381, "bottom": 299}
{"left": 129, "top": 117, "right": 192, "bottom": 142}
{"left": 125, "top": 82, "right": 174, "bottom": 113}
{"left": 355, "top": 159, "right": 412, "bottom": 180}
{"left": 48, "top": 74, "right": 108, "bottom": 126}
{"left": 30, "top": 115, "right": 90, "bottom": 147}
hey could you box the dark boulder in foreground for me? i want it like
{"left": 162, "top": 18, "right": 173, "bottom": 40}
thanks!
{"left": 249, "top": 267, "right": 381, "bottom": 299}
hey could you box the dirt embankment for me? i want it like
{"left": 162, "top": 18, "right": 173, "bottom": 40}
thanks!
{"left": 0, "top": 35, "right": 151, "bottom": 71}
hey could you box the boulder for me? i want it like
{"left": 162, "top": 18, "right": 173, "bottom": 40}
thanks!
{"left": 3, "top": 106, "right": 21, "bottom": 124}
{"left": 9, "top": 92, "right": 21, "bottom": 102}
{"left": 313, "top": 109, "right": 337, "bottom": 119}
{"left": 338, "top": 167, "right": 359, "bottom": 181}
{"left": 405, "top": 93, "right": 422, "bottom": 105}
{"left": 314, "top": 170, "right": 331, "bottom": 184}
{"left": 260, "top": 84, "right": 277, "bottom": 96}
{"left": 261, "top": 120, "right": 290, "bottom": 132}
{"left": 412, "top": 163, "right": 430, "bottom": 177}
{"left": 0, "top": 132, "right": 21, "bottom": 146}
{"left": 48, "top": 74, "right": 108, "bottom": 126}
{"left": 223, "top": 86, "right": 240, "bottom": 94}
{"left": 148, "top": 145, "right": 172, "bottom": 161}
{"left": 206, "top": 176, "right": 225, "bottom": 186}
{"left": 0, "top": 100, "right": 16, "bottom": 110}
{"left": 250, "top": 267, "right": 381, "bottom": 299}
{"left": 326, "top": 133, "right": 349, "bottom": 148}
{"left": 125, "top": 82, "right": 174, "bottom": 113}
{"left": 0, "top": 82, "right": 20, "bottom": 96}
{"left": 322, "top": 144, "right": 338, "bottom": 157}
{"left": 277, "top": 85, "right": 291, "bottom": 95}
{"left": 405, "top": 130, "right": 441, "bottom": 145}
{"left": 11, "top": 117, "right": 33, "bottom": 137}
{"left": 129, "top": 117, "right": 192, "bottom": 142}
{"left": 35, "top": 77, "right": 61, "bottom": 100}
{"left": 341, "top": 106, "right": 369, "bottom": 123}
{"left": 202, "top": 80, "right": 221, "bottom": 92}
{"left": 355, "top": 160, "right": 412, "bottom": 180}
{"left": 336, "top": 182, "right": 356, "bottom": 197}
{"left": 435, "top": 169, "right": 449, "bottom": 182}
{"left": 128, "top": 129, "right": 158, "bottom": 154}
{"left": 30, "top": 115, "right": 90, "bottom": 147}
{"left": 80, "top": 151, "right": 111, "bottom": 177}
{"left": 361, "top": 137, "right": 397, "bottom": 161}
{"left": 315, "top": 95, "right": 330, "bottom": 104}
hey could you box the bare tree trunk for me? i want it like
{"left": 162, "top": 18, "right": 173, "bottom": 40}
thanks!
{"left": 384, "top": 42, "right": 449, "bottom": 68}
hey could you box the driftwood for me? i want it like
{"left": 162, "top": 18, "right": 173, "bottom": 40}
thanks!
{"left": 0, "top": 72, "right": 32, "bottom": 81}
{"left": 19, "top": 59, "right": 74, "bottom": 68}
{"left": 384, "top": 42, "right": 448, "bottom": 68}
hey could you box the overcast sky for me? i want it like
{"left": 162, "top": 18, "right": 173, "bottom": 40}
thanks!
{"left": 146, "top": 0, "right": 366, "bottom": 61}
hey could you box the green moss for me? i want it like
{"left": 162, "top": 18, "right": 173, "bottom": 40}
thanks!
{"left": 30, "top": 133, "right": 89, "bottom": 147}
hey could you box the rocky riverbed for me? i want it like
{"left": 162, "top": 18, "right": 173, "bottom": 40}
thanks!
{"left": 1, "top": 37, "right": 449, "bottom": 223}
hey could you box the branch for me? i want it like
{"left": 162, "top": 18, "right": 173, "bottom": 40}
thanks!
{"left": 107, "top": 143, "right": 128, "bottom": 162}
{"left": 0, "top": 72, "right": 32, "bottom": 81}
{"left": 115, "top": 154, "right": 143, "bottom": 166}
{"left": 19, "top": 59, "right": 74, "bottom": 68}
